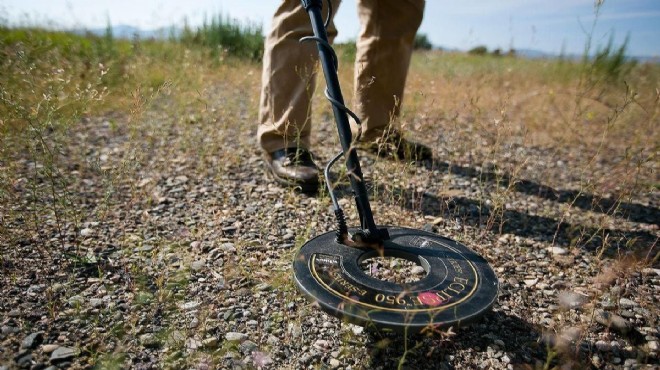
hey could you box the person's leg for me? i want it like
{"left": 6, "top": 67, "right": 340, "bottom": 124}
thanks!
{"left": 258, "top": 0, "right": 341, "bottom": 191}
{"left": 258, "top": 0, "right": 340, "bottom": 153}
{"left": 353, "top": 0, "right": 428, "bottom": 159}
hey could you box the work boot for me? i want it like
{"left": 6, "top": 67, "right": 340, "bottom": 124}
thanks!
{"left": 363, "top": 130, "right": 433, "bottom": 161}
{"left": 264, "top": 148, "right": 320, "bottom": 193}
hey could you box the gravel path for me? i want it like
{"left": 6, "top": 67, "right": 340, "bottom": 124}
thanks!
{"left": 1, "top": 72, "right": 658, "bottom": 370}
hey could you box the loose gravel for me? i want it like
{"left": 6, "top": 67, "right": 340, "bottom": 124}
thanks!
{"left": 1, "top": 75, "right": 658, "bottom": 370}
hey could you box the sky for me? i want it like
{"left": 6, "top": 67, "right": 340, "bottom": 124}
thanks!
{"left": 1, "top": 0, "right": 659, "bottom": 57}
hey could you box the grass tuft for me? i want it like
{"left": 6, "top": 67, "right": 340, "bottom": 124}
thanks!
{"left": 180, "top": 14, "right": 264, "bottom": 61}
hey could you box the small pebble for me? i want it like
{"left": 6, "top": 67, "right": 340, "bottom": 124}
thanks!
{"left": 225, "top": 332, "right": 248, "bottom": 342}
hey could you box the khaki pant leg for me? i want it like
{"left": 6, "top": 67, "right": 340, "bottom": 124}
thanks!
{"left": 258, "top": 0, "right": 341, "bottom": 153}
{"left": 353, "top": 0, "right": 425, "bottom": 141}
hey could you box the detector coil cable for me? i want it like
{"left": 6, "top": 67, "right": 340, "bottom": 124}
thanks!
{"left": 299, "top": 0, "right": 364, "bottom": 242}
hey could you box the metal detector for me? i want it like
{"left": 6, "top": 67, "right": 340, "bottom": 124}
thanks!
{"left": 292, "top": 0, "right": 498, "bottom": 334}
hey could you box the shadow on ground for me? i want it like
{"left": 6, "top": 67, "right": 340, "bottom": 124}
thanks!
{"left": 418, "top": 159, "right": 659, "bottom": 225}
{"left": 363, "top": 311, "right": 562, "bottom": 369}
{"left": 332, "top": 157, "right": 658, "bottom": 256}
{"left": 391, "top": 186, "right": 657, "bottom": 255}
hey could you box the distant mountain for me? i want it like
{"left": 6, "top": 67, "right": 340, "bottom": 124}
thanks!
{"left": 450, "top": 46, "right": 657, "bottom": 63}
{"left": 72, "top": 24, "right": 180, "bottom": 40}
{"left": 633, "top": 55, "right": 660, "bottom": 63}
{"left": 514, "top": 48, "right": 658, "bottom": 63}
{"left": 513, "top": 48, "right": 561, "bottom": 60}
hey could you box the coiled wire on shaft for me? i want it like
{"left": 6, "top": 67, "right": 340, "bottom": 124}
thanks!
{"left": 299, "top": 0, "right": 363, "bottom": 241}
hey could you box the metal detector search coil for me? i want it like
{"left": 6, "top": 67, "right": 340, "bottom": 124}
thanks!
{"left": 294, "top": 227, "right": 498, "bottom": 333}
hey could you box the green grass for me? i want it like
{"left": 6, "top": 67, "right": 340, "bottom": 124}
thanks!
{"left": 179, "top": 14, "right": 264, "bottom": 61}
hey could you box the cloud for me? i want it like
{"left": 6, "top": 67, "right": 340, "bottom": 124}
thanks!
{"left": 598, "top": 10, "right": 660, "bottom": 21}
{"left": 436, "top": 0, "right": 594, "bottom": 17}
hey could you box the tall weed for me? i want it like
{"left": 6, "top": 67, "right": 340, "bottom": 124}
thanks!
{"left": 180, "top": 14, "right": 264, "bottom": 61}
{"left": 580, "top": 1, "right": 636, "bottom": 85}
{"left": 0, "top": 27, "right": 124, "bottom": 244}
{"left": 589, "top": 34, "right": 636, "bottom": 83}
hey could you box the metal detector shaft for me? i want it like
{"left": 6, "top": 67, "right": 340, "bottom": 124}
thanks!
{"left": 301, "top": 0, "right": 383, "bottom": 241}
